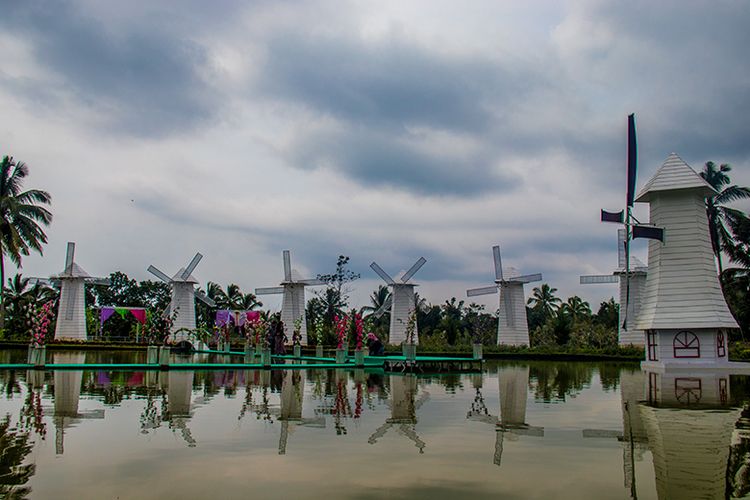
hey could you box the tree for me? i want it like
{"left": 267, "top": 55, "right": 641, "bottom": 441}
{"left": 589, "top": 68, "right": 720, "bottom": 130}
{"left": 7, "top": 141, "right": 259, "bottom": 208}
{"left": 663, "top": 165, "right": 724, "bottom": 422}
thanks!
{"left": 361, "top": 285, "right": 391, "bottom": 317}
{"left": 2, "top": 274, "right": 57, "bottom": 339}
{"left": 594, "top": 298, "right": 619, "bottom": 330}
{"left": 700, "top": 161, "right": 750, "bottom": 273}
{"left": 722, "top": 268, "right": 749, "bottom": 340}
{"left": 0, "top": 156, "right": 52, "bottom": 325}
{"left": 317, "top": 255, "right": 360, "bottom": 307}
{"left": 527, "top": 284, "right": 562, "bottom": 320}
{"left": 559, "top": 296, "right": 592, "bottom": 324}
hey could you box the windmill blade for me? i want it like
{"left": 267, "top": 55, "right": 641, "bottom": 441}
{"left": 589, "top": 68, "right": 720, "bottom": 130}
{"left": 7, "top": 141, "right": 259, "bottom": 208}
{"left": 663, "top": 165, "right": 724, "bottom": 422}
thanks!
{"left": 601, "top": 209, "right": 624, "bottom": 224}
{"left": 617, "top": 229, "right": 627, "bottom": 268}
{"left": 580, "top": 275, "right": 619, "bottom": 284}
{"left": 467, "top": 285, "right": 498, "bottom": 297}
{"left": 181, "top": 253, "right": 203, "bottom": 280}
{"left": 147, "top": 265, "right": 172, "bottom": 284}
{"left": 626, "top": 113, "right": 637, "bottom": 208}
{"left": 298, "top": 278, "right": 325, "bottom": 286}
{"left": 255, "top": 286, "right": 285, "bottom": 295}
{"left": 492, "top": 246, "right": 503, "bottom": 281}
{"left": 501, "top": 286, "right": 514, "bottom": 328}
{"left": 283, "top": 250, "right": 292, "bottom": 282}
{"left": 195, "top": 290, "right": 216, "bottom": 307}
{"left": 28, "top": 277, "right": 54, "bottom": 287}
{"left": 370, "top": 262, "right": 395, "bottom": 285}
{"left": 401, "top": 257, "right": 426, "bottom": 283}
{"left": 65, "top": 242, "right": 75, "bottom": 273}
{"left": 512, "top": 273, "right": 542, "bottom": 284}
{"left": 86, "top": 278, "right": 111, "bottom": 286}
{"left": 373, "top": 296, "right": 393, "bottom": 319}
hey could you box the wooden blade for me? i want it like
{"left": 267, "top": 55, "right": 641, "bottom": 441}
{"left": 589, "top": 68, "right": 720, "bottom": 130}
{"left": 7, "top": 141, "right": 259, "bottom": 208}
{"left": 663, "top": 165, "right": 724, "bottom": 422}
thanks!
{"left": 492, "top": 245, "right": 503, "bottom": 281}
{"left": 255, "top": 286, "right": 284, "bottom": 295}
{"left": 512, "top": 273, "right": 542, "bottom": 284}
{"left": 401, "top": 257, "right": 426, "bottom": 283}
{"left": 147, "top": 265, "right": 172, "bottom": 283}
{"left": 298, "top": 278, "right": 325, "bottom": 286}
{"left": 370, "top": 262, "right": 395, "bottom": 285}
{"left": 283, "top": 250, "right": 292, "bottom": 282}
{"left": 181, "top": 253, "right": 203, "bottom": 280}
{"left": 65, "top": 242, "right": 75, "bottom": 273}
{"left": 467, "top": 285, "right": 498, "bottom": 297}
{"left": 195, "top": 290, "right": 216, "bottom": 307}
{"left": 373, "top": 296, "right": 393, "bottom": 318}
{"left": 86, "top": 278, "right": 111, "bottom": 286}
{"left": 580, "top": 275, "right": 618, "bottom": 284}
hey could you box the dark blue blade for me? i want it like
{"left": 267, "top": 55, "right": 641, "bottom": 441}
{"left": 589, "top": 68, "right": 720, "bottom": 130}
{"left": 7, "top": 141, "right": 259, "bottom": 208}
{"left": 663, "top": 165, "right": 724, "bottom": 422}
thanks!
{"left": 601, "top": 209, "right": 624, "bottom": 223}
{"left": 626, "top": 113, "right": 637, "bottom": 207}
{"left": 632, "top": 225, "right": 664, "bottom": 241}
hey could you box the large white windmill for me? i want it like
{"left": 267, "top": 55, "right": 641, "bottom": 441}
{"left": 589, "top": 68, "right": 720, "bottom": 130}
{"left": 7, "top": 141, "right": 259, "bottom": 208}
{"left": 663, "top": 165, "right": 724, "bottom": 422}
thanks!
{"left": 255, "top": 250, "right": 325, "bottom": 344}
{"left": 147, "top": 253, "right": 216, "bottom": 344}
{"left": 53, "top": 242, "right": 110, "bottom": 341}
{"left": 466, "top": 245, "right": 541, "bottom": 346}
{"left": 580, "top": 229, "right": 648, "bottom": 346}
{"left": 370, "top": 257, "right": 426, "bottom": 345}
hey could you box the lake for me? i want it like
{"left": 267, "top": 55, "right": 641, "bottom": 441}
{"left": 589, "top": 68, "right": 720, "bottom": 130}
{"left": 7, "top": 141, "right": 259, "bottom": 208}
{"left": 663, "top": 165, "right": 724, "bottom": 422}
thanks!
{"left": 0, "top": 350, "right": 749, "bottom": 499}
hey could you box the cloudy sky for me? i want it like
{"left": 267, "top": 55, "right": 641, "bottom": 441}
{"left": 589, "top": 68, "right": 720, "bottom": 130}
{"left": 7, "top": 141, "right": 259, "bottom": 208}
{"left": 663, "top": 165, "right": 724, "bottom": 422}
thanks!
{"left": 1, "top": 0, "right": 749, "bottom": 312}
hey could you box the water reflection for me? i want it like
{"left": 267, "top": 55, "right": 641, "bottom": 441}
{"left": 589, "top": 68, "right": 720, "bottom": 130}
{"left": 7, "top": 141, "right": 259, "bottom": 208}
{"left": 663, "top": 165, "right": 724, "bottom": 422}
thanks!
{"left": 368, "top": 374, "right": 428, "bottom": 453}
{"left": 6, "top": 356, "right": 750, "bottom": 498}
{"left": 52, "top": 353, "right": 104, "bottom": 454}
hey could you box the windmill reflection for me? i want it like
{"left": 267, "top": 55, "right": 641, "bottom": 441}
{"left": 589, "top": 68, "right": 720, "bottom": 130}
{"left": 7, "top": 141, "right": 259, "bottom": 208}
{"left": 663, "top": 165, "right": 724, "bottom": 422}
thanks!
{"left": 639, "top": 369, "right": 739, "bottom": 500}
{"left": 158, "top": 369, "right": 197, "bottom": 447}
{"left": 278, "top": 370, "right": 324, "bottom": 455}
{"left": 368, "top": 374, "right": 428, "bottom": 453}
{"left": 52, "top": 353, "right": 104, "bottom": 454}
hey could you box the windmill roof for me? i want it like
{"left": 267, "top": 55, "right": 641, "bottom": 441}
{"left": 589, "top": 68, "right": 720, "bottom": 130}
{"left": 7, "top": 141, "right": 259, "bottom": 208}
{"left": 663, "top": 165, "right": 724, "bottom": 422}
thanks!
{"left": 635, "top": 153, "right": 717, "bottom": 202}
{"left": 172, "top": 268, "right": 199, "bottom": 283}
{"left": 54, "top": 262, "right": 91, "bottom": 279}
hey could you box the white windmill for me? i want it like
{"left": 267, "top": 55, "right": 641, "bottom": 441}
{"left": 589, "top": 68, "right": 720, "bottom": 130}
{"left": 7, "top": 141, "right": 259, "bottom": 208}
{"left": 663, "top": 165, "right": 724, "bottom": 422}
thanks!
{"left": 147, "top": 253, "right": 216, "bottom": 345}
{"left": 370, "top": 257, "right": 427, "bottom": 345}
{"left": 254, "top": 250, "right": 325, "bottom": 344}
{"left": 52, "top": 242, "right": 110, "bottom": 341}
{"left": 466, "top": 246, "right": 541, "bottom": 346}
{"left": 580, "top": 229, "right": 648, "bottom": 346}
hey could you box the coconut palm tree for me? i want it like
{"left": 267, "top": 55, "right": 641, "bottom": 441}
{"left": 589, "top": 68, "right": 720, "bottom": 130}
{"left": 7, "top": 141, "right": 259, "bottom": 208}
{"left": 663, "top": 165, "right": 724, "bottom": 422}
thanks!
{"left": 700, "top": 161, "right": 750, "bottom": 273}
{"left": 362, "top": 285, "right": 391, "bottom": 317}
{"left": 0, "top": 156, "right": 52, "bottom": 324}
{"left": 527, "top": 283, "right": 562, "bottom": 319}
{"left": 559, "top": 296, "right": 592, "bottom": 324}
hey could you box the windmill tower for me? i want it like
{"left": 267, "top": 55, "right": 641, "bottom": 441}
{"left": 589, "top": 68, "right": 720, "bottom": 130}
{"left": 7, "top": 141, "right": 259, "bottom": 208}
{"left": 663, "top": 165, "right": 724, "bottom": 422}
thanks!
{"left": 53, "top": 242, "right": 110, "bottom": 341}
{"left": 466, "top": 246, "right": 541, "bottom": 346}
{"left": 147, "top": 253, "right": 216, "bottom": 344}
{"left": 580, "top": 229, "right": 648, "bottom": 346}
{"left": 635, "top": 154, "right": 738, "bottom": 367}
{"left": 370, "top": 257, "right": 427, "bottom": 345}
{"left": 255, "top": 250, "right": 325, "bottom": 344}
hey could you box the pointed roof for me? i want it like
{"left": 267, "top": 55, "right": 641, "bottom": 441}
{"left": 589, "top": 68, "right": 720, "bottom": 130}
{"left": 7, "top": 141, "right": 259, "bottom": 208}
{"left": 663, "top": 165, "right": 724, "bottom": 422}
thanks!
{"left": 55, "top": 262, "right": 91, "bottom": 279}
{"left": 635, "top": 153, "right": 717, "bottom": 202}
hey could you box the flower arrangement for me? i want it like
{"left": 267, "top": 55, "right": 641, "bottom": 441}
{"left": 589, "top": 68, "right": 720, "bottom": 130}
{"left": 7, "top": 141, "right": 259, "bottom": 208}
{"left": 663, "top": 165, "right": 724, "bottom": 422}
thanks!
{"left": 292, "top": 317, "right": 303, "bottom": 346}
{"left": 314, "top": 318, "right": 325, "bottom": 346}
{"left": 334, "top": 314, "right": 348, "bottom": 349}
{"left": 405, "top": 308, "right": 417, "bottom": 344}
{"left": 353, "top": 312, "right": 364, "bottom": 351}
{"left": 247, "top": 315, "right": 268, "bottom": 348}
{"left": 30, "top": 301, "right": 54, "bottom": 348}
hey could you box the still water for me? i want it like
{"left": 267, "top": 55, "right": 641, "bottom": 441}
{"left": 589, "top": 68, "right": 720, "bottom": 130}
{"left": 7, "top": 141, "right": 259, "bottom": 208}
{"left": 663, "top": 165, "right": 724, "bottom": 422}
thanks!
{"left": 0, "top": 351, "right": 749, "bottom": 499}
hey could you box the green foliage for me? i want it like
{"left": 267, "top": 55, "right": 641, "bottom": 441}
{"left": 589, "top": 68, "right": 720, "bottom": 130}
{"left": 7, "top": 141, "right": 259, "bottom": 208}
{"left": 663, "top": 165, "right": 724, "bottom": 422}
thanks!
{"left": 2, "top": 274, "right": 57, "bottom": 340}
{"left": 0, "top": 414, "right": 35, "bottom": 499}
{"left": 723, "top": 268, "right": 750, "bottom": 340}
{"left": 0, "top": 155, "right": 52, "bottom": 327}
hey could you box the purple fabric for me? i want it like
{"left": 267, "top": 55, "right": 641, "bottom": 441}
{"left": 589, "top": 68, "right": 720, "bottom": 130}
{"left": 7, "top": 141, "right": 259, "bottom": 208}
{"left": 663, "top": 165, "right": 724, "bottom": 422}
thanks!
{"left": 100, "top": 307, "right": 116, "bottom": 325}
{"left": 215, "top": 310, "right": 232, "bottom": 327}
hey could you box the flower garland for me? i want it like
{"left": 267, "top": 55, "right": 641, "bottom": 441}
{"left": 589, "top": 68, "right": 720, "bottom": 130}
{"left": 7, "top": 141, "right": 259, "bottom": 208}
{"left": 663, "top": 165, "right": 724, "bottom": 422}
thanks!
{"left": 334, "top": 314, "right": 348, "bottom": 349}
{"left": 30, "top": 301, "right": 55, "bottom": 348}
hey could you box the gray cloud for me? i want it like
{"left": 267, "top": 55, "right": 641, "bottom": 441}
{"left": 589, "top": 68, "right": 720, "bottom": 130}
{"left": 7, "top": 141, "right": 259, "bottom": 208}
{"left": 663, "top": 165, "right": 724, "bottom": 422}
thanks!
{"left": 0, "top": 0, "right": 219, "bottom": 137}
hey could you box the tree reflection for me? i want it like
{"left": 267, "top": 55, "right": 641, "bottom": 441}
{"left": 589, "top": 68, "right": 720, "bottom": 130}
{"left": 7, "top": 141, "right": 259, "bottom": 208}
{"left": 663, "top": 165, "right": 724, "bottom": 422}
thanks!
{"left": 529, "top": 362, "right": 594, "bottom": 402}
{"left": 0, "top": 415, "right": 35, "bottom": 499}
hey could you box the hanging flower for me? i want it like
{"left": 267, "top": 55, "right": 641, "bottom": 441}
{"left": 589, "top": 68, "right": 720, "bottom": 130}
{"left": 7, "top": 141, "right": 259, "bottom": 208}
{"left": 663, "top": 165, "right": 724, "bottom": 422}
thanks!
{"left": 334, "top": 315, "right": 349, "bottom": 350}
{"left": 29, "top": 301, "right": 55, "bottom": 348}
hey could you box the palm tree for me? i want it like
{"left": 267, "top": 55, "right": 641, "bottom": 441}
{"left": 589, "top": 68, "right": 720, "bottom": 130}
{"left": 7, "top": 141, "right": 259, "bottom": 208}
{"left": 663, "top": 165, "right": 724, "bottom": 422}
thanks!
{"left": 362, "top": 285, "right": 391, "bottom": 317}
{"left": 527, "top": 283, "right": 562, "bottom": 319}
{"left": 700, "top": 161, "right": 750, "bottom": 273}
{"left": 0, "top": 156, "right": 52, "bottom": 324}
{"left": 559, "top": 296, "right": 592, "bottom": 324}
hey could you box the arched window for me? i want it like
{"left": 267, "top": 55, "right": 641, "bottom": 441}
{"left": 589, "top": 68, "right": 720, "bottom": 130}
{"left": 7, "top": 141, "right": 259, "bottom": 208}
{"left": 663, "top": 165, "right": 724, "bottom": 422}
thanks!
{"left": 717, "top": 331, "right": 726, "bottom": 358}
{"left": 673, "top": 331, "right": 700, "bottom": 358}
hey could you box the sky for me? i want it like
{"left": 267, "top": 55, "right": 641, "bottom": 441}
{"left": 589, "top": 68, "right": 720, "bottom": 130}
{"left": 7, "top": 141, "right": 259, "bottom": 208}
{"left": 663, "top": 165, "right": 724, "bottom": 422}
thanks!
{"left": 1, "top": 0, "right": 749, "bottom": 313}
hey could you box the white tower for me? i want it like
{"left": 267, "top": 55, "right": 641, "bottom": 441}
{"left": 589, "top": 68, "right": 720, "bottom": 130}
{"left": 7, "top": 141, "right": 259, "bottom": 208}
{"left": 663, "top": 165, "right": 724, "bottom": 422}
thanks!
{"left": 580, "top": 229, "right": 648, "bottom": 346}
{"left": 53, "top": 242, "right": 110, "bottom": 341}
{"left": 370, "top": 258, "right": 427, "bottom": 345}
{"left": 635, "top": 154, "right": 739, "bottom": 368}
{"left": 467, "top": 246, "right": 542, "bottom": 346}
{"left": 147, "top": 253, "right": 216, "bottom": 343}
{"left": 255, "top": 250, "right": 325, "bottom": 345}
